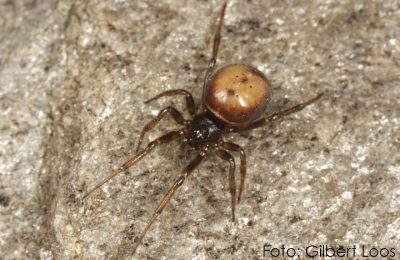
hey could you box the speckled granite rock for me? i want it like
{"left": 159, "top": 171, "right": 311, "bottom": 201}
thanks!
{"left": 0, "top": 0, "right": 399, "bottom": 259}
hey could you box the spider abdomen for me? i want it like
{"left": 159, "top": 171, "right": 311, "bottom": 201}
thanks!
{"left": 204, "top": 64, "right": 271, "bottom": 125}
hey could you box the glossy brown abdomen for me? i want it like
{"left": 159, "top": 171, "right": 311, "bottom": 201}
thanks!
{"left": 204, "top": 64, "right": 271, "bottom": 125}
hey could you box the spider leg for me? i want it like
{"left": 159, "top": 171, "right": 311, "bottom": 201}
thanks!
{"left": 215, "top": 149, "right": 236, "bottom": 222}
{"left": 132, "top": 153, "right": 204, "bottom": 254}
{"left": 145, "top": 89, "right": 196, "bottom": 116}
{"left": 135, "top": 106, "right": 189, "bottom": 152}
{"left": 83, "top": 129, "right": 184, "bottom": 199}
{"left": 219, "top": 142, "right": 246, "bottom": 203}
{"left": 202, "top": 1, "right": 227, "bottom": 103}
{"left": 228, "top": 93, "right": 323, "bottom": 132}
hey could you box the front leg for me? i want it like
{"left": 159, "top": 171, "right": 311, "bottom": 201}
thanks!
{"left": 215, "top": 148, "right": 237, "bottom": 222}
{"left": 219, "top": 142, "right": 246, "bottom": 203}
{"left": 83, "top": 129, "right": 184, "bottom": 199}
{"left": 132, "top": 153, "right": 204, "bottom": 254}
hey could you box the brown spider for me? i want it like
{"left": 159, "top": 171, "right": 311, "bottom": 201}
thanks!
{"left": 83, "top": 1, "right": 322, "bottom": 253}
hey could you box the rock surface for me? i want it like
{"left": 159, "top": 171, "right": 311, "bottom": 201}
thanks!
{"left": 0, "top": 0, "right": 399, "bottom": 259}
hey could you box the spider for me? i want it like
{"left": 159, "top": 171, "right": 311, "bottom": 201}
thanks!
{"left": 83, "top": 1, "right": 322, "bottom": 253}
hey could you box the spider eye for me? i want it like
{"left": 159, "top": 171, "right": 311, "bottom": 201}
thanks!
{"left": 194, "top": 128, "right": 208, "bottom": 139}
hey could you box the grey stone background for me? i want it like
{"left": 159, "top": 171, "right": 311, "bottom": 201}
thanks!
{"left": 0, "top": 0, "right": 399, "bottom": 259}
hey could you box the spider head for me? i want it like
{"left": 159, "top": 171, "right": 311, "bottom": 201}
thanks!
{"left": 184, "top": 112, "right": 222, "bottom": 149}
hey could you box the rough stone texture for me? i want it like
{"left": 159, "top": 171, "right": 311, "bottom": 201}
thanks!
{"left": 1, "top": 0, "right": 399, "bottom": 259}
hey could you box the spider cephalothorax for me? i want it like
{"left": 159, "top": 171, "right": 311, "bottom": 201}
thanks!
{"left": 183, "top": 112, "right": 222, "bottom": 149}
